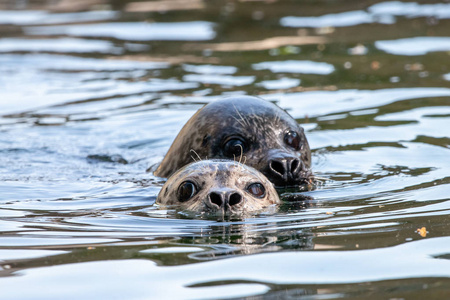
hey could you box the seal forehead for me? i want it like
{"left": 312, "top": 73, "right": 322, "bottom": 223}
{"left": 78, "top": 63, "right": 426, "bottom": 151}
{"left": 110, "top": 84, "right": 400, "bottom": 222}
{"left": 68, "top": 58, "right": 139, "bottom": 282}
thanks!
{"left": 176, "top": 160, "right": 219, "bottom": 179}
{"left": 200, "top": 97, "right": 290, "bottom": 121}
{"left": 164, "top": 160, "right": 271, "bottom": 188}
{"left": 196, "top": 97, "right": 298, "bottom": 136}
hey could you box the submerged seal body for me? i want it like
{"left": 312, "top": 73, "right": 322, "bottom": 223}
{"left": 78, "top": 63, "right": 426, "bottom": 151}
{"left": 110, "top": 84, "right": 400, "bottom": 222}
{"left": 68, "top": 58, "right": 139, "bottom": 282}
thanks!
{"left": 154, "top": 96, "right": 312, "bottom": 187}
{"left": 157, "top": 160, "right": 280, "bottom": 213}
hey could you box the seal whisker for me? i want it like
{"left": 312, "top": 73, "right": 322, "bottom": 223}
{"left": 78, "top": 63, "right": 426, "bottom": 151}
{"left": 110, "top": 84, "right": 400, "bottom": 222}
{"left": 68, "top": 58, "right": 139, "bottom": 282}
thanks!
{"left": 239, "top": 156, "right": 247, "bottom": 172}
{"left": 313, "top": 176, "right": 328, "bottom": 182}
{"left": 238, "top": 144, "right": 244, "bottom": 164}
{"left": 275, "top": 111, "right": 281, "bottom": 124}
{"left": 190, "top": 149, "right": 202, "bottom": 162}
{"left": 231, "top": 115, "right": 246, "bottom": 127}
{"left": 233, "top": 103, "right": 251, "bottom": 127}
{"left": 233, "top": 154, "right": 241, "bottom": 170}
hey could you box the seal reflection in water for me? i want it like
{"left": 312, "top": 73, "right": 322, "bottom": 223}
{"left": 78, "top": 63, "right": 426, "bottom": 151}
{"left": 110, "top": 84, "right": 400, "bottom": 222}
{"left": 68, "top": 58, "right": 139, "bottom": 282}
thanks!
{"left": 157, "top": 160, "right": 280, "bottom": 213}
{"left": 154, "top": 96, "right": 312, "bottom": 187}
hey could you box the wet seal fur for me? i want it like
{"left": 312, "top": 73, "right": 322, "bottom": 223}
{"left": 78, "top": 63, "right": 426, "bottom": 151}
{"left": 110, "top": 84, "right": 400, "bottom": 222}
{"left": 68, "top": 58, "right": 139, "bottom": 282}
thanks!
{"left": 157, "top": 160, "right": 280, "bottom": 214}
{"left": 154, "top": 96, "right": 312, "bottom": 187}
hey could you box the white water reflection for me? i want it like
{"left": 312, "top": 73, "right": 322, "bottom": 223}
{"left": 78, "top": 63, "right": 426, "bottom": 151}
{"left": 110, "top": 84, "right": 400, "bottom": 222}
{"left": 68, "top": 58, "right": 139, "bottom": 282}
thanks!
{"left": 183, "top": 74, "right": 255, "bottom": 86}
{"left": 375, "top": 37, "right": 450, "bottom": 55}
{"left": 0, "top": 73, "right": 196, "bottom": 116}
{"left": 0, "top": 38, "right": 121, "bottom": 54}
{"left": 268, "top": 88, "right": 450, "bottom": 118}
{"left": 182, "top": 64, "right": 237, "bottom": 74}
{"left": 0, "top": 54, "right": 206, "bottom": 114}
{"left": 140, "top": 247, "right": 204, "bottom": 254}
{"left": 0, "top": 54, "right": 175, "bottom": 115}
{"left": 375, "top": 106, "right": 450, "bottom": 121}
{"left": 311, "top": 142, "right": 449, "bottom": 187}
{"left": 0, "top": 249, "right": 68, "bottom": 261}
{"left": 0, "top": 237, "right": 120, "bottom": 247}
{"left": 0, "top": 10, "right": 118, "bottom": 25}
{"left": 25, "top": 21, "right": 216, "bottom": 41}
{"left": 257, "top": 77, "right": 300, "bottom": 90}
{"left": 281, "top": 10, "right": 381, "bottom": 28}
{"left": 1, "top": 237, "right": 449, "bottom": 299}
{"left": 253, "top": 60, "right": 335, "bottom": 74}
{"left": 368, "top": 1, "right": 450, "bottom": 19}
{"left": 0, "top": 54, "right": 169, "bottom": 71}
{"left": 281, "top": 1, "right": 450, "bottom": 28}
{"left": 311, "top": 117, "right": 449, "bottom": 149}
{"left": 1, "top": 258, "right": 270, "bottom": 300}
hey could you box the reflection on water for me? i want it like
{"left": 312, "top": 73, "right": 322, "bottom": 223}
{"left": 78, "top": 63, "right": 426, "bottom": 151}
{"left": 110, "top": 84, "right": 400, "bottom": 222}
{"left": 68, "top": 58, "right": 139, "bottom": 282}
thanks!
{"left": 0, "top": 0, "right": 449, "bottom": 299}
{"left": 26, "top": 21, "right": 216, "bottom": 41}
{"left": 0, "top": 10, "right": 118, "bottom": 25}
{"left": 0, "top": 37, "right": 123, "bottom": 53}
{"left": 280, "top": 2, "right": 450, "bottom": 27}
{"left": 375, "top": 36, "right": 450, "bottom": 55}
{"left": 253, "top": 60, "right": 335, "bottom": 74}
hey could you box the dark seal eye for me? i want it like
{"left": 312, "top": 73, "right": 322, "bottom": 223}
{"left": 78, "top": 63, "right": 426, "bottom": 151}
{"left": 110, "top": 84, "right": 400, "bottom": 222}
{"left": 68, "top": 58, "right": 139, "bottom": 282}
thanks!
{"left": 284, "top": 131, "right": 301, "bottom": 150}
{"left": 177, "top": 181, "right": 197, "bottom": 202}
{"left": 223, "top": 138, "right": 247, "bottom": 158}
{"left": 247, "top": 183, "right": 266, "bottom": 198}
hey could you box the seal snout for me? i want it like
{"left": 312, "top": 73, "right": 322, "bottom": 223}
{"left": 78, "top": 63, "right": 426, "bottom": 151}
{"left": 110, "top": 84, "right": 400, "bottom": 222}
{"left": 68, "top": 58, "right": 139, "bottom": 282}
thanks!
{"left": 268, "top": 155, "right": 304, "bottom": 186}
{"left": 207, "top": 189, "right": 243, "bottom": 211}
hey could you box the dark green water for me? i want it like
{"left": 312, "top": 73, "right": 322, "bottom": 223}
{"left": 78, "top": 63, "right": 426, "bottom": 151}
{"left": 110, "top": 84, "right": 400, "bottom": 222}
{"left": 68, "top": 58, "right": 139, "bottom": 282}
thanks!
{"left": 0, "top": 0, "right": 449, "bottom": 299}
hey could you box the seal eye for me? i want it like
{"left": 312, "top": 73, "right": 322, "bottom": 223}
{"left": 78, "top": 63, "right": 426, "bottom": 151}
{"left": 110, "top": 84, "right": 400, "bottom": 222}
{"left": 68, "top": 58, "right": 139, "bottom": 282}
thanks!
{"left": 177, "top": 181, "right": 197, "bottom": 202}
{"left": 284, "top": 131, "right": 301, "bottom": 150}
{"left": 223, "top": 138, "right": 247, "bottom": 158}
{"left": 247, "top": 183, "right": 266, "bottom": 198}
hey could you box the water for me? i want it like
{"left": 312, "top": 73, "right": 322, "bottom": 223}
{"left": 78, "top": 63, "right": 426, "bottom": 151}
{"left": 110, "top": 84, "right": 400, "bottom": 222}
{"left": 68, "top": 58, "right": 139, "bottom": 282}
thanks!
{"left": 0, "top": 0, "right": 449, "bottom": 299}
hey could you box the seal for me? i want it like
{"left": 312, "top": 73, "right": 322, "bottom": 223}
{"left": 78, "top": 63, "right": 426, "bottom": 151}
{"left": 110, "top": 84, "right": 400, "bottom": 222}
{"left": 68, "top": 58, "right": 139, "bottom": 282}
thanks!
{"left": 156, "top": 160, "right": 280, "bottom": 213}
{"left": 154, "top": 96, "right": 312, "bottom": 187}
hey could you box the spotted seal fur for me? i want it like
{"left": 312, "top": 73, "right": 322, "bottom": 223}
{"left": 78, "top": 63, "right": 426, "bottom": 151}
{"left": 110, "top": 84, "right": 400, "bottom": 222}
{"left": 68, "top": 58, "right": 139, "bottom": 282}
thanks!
{"left": 154, "top": 96, "right": 312, "bottom": 187}
{"left": 156, "top": 160, "right": 279, "bottom": 213}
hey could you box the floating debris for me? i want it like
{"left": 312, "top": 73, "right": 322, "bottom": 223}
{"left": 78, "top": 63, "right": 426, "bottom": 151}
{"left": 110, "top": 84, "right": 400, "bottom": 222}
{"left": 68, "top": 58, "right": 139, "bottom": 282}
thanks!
{"left": 416, "top": 227, "right": 428, "bottom": 237}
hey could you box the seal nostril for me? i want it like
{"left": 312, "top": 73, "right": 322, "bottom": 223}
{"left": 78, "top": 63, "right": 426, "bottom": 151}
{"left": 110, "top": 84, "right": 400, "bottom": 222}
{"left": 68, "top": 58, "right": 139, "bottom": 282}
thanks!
{"left": 270, "top": 160, "right": 285, "bottom": 175}
{"left": 229, "top": 193, "right": 242, "bottom": 206}
{"left": 209, "top": 192, "right": 223, "bottom": 207}
{"left": 291, "top": 159, "right": 299, "bottom": 172}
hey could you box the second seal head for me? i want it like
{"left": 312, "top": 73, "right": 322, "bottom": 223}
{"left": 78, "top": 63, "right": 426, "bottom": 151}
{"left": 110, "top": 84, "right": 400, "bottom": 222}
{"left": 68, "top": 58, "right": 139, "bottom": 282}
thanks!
{"left": 157, "top": 160, "right": 280, "bottom": 214}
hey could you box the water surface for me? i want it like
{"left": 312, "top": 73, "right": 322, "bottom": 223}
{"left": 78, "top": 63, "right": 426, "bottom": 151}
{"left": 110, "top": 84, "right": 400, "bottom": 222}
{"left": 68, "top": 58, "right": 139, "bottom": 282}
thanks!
{"left": 0, "top": 0, "right": 449, "bottom": 299}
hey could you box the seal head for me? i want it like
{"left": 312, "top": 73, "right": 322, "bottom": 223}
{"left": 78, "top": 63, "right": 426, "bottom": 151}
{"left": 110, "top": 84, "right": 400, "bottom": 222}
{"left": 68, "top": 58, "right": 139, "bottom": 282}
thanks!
{"left": 157, "top": 160, "right": 280, "bottom": 214}
{"left": 154, "top": 96, "right": 312, "bottom": 187}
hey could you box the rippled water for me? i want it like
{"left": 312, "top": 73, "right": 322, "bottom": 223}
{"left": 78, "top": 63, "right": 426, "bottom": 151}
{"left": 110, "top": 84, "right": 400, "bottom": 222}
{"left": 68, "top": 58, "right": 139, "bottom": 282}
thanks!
{"left": 1, "top": 0, "right": 449, "bottom": 299}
